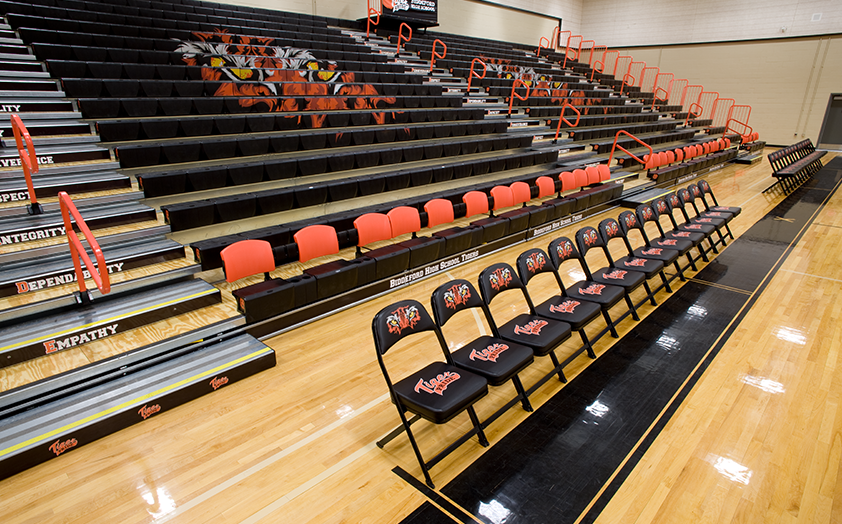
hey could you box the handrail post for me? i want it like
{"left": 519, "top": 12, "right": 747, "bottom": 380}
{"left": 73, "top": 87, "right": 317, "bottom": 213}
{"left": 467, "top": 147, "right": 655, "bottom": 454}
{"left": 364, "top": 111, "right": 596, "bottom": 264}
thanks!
{"left": 620, "top": 73, "right": 635, "bottom": 95}
{"left": 508, "top": 78, "right": 530, "bottom": 116}
{"left": 58, "top": 191, "right": 111, "bottom": 303}
{"left": 590, "top": 60, "right": 604, "bottom": 82}
{"left": 554, "top": 101, "right": 581, "bottom": 143}
{"left": 429, "top": 39, "right": 447, "bottom": 73}
{"left": 396, "top": 22, "right": 412, "bottom": 54}
{"left": 685, "top": 102, "right": 703, "bottom": 127}
{"left": 562, "top": 35, "right": 582, "bottom": 69}
{"left": 365, "top": 0, "right": 380, "bottom": 39}
{"left": 10, "top": 114, "right": 43, "bottom": 215}
{"left": 537, "top": 36, "right": 549, "bottom": 57}
{"left": 608, "top": 130, "right": 653, "bottom": 167}
{"left": 467, "top": 57, "right": 486, "bottom": 91}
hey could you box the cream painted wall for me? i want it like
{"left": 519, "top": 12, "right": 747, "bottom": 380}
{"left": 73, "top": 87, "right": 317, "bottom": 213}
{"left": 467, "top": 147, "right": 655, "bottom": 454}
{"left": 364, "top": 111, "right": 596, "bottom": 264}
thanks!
{"left": 200, "top": 0, "right": 575, "bottom": 45}
{"left": 613, "top": 36, "right": 842, "bottom": 146}
{"left": 580, "top": 0, "right": 842, "bottom": 47}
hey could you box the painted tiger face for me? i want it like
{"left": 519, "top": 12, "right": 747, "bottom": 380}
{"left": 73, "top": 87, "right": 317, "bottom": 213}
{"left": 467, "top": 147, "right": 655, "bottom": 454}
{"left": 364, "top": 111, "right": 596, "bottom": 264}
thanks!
{"left": 556, "top": 239, "right": 574, "bottom": 260}
{"left": 443, "top": 283, "right": 471, "bottom": 310}
{"left": 386, "top": 304, "right": 420, "bottom": 335}
{"left": 488, "top": 267, "right": 513, "bottom": 290}
{"left": 525, "top": 252, "right": 546, "bottom": 273}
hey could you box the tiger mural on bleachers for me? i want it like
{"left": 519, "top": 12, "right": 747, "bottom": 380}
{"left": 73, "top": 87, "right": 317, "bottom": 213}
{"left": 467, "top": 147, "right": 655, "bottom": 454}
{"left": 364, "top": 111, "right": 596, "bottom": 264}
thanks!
{"left": 176, "top": 31, "right": 397, "bottom": 128}
{"left": 479, "top": 55, "right": 607, "bottom": 116}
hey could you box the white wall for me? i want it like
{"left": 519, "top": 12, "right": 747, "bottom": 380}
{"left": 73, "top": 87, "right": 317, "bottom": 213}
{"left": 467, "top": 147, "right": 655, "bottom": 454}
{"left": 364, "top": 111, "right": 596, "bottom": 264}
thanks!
{"left": 580, "top": 0, "right": 842, "bottom": 47}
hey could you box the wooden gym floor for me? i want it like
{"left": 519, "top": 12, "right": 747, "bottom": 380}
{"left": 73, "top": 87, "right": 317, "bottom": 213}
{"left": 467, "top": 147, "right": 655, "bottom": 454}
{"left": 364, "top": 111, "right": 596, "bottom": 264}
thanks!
{"left": 2, "top": 150, "right": 841, "bottom": 524}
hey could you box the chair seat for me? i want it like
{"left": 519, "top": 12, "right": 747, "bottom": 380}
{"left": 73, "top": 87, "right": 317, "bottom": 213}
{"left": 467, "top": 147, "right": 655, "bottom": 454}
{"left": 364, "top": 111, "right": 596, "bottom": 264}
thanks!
{"left": 593, "top": 266, "right": 646, "bottom": 289}
{"left": 534, "top": 296, "right": 601, "bottom": 330}
{"left": 613, "top": 256, "right": 665, "bottom": 279}
{"left": 651, "top": 236, "right": 695, "bottom": 254}
{"left": 711, "top": 205, "right": 741, "bottom": 216}
{"left": 690, "top": 216, "right": 727, "bottom": 228}
{"left": 632, "top": 245, "right": 680, "bottom": 265}
{"left": 451, "top": 335, "right": 534, "bottom": 386}
{"left": 678, "top": 222, "right": 717, "bottom": 235}
{"left": 700, "top": 210, "right": 734, "bottom": 222}
{"left": 497, "top": 314, "right": 571, "bottom": 357}
{"left": 393, "top": 361, "right": 489, "bottom": 424}
{"left": 566, "top": 280, "right": 625, "bottom": 308}
{"left": 664, "top": 230, "right": 706, "bottom": 244}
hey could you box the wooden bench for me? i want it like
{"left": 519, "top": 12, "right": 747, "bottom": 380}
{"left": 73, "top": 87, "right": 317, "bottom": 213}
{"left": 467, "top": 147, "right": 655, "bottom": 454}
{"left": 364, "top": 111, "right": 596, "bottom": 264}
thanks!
{"left": 764, "top": 139, "right": 826, "bottom": 193}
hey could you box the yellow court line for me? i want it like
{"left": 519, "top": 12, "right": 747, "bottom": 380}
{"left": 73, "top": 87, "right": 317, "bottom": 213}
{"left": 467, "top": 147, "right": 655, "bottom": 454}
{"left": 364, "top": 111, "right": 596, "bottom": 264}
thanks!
{"left": 0, "top": 346, "right": 273, "bottom": 459}
{"left": 687, "top": 278, "right": 753, "bottom": 295}
{"left": 0, "top": 289, "right": 218, "bottom": 352}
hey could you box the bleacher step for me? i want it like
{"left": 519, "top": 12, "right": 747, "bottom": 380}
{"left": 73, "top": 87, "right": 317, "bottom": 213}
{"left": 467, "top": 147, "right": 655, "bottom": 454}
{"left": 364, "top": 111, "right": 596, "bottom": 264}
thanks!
{"left": 735, "top": 153, "right": 762, "bottom": 165}
{"left": 0, "top": 89, "right": 65, "bottom": 98}
{"left": 0, "top": 200, "right": 156, "bottom": 247}
{"left": 0, "top": 169, "right": 130, "bottom": 201}
{"left": 0, "top": 69, "right": 48, "bottom": 78}
{"left": 0, "top": 100, "right": 74, "bottom": 113}
{"left": 0, "top": 160, "right": 120, "bottom": 181}
{"left": 0, "top": 331, "right": 274, "bottom": 481}
{"left": 0, "top": 141, "right": 110, "bottom": 167}
{"left": 0, "top": 60, "right": 43, "bottom": 73}
{"left": 0, "top": 278, "right": 221, "bottom": 369}
{"left": 0, "top": 52, "right": 34, "bottom": 61}
{"left": 0, "top": 79, "right": 59, "bottom": 92}
{"left": 0, "top": 236, "right": 185, "bottom": 298}
{"left": 0, "top": 120, "right": 93, "bottom": 141}
{"left": 2, "top": 134, "right": 100, "bottom": 148}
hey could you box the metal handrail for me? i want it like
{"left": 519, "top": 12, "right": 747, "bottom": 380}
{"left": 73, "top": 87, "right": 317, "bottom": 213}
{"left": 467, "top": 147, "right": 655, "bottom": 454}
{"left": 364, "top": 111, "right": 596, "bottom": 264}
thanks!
{"left": 608, "top": 130, "right": 653, "bottom": 167}
{"left": 467, "top": 57, "right": 486, "bottom": 91}
{"left": 366, "top": 0, "right": 380, "bottom": 39}
{"left": 429, "top": 39, "right": 447, "bottom": 73}
{"left": 554, "top": 101, "right": 581, "bottom": 143}
{"left": 508, "top": 78, "right": 530, "bottom": 116}
{"left": 58, "top": 191, "right": 111, "bottom": 300}
{"left": 10, "top": 114, "right": 43, "bottom": 215}
{"left": 396, "top": 22, "right": 412, "bottom": 54}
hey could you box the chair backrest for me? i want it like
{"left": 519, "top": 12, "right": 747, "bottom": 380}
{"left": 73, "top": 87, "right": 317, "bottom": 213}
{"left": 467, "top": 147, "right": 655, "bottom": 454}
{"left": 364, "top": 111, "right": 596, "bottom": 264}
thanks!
{"left": 430, "top": 279, "right": 485, "bottom": 326}
{"left": 220, "top": 239, "right": 275, "bottom": 283}
{"left": 597, "top": 164, "right": 611, "bottom": 182}
{"left": 559, "top": 171, "right": 577, "bottom": 192}
{"left": 425, "top": 198, "right": 455, "bottom": 228}
{"left": 478, "top": 262, "right": 523, "bottom": 305}
{"left": 548, "top": 236, "right": 580, "bottom": 268}
{"left": 355, "top": 213, "right": 393, "bottom": 247}
{"left": 388, "top": 206, "right": 421, "bottom": 237}
{"left": 575, "top": 226, "right": 605, "bottom": 258}
{"left": 585, "top": 165, "right": 601, "bottom": 185}
{"left": 573, "top": 168, "right": 589, "bottom": 188}
{"left": 294, "top": 224, "right": 339, "bottom": 263}
{"left": 618, "top": 210, "right": 643, "bottom": 235}
{"left": 371, "top": 299, "right": 439, "bottom": 355}
{"left": 463, "top": 190, "right": 490, "bottom": 218}
{"left": 489, "top": 186, "right": 514, "bottom": 211}
{"left": 510, "top": 181, "right": 531, "bottom": 206}
{"left": 536, "top": 176, "right": 556, "bottom": 198}
{"left": 598, "top": 218, "right": 624, "bottom": 244}
{"left": 666, "top": 150, "right": 675, "bottom": 163}
{"left": 674, "top": 148, "right": 684, "bottom": 162}
{"left": 516, "top": 248, "right": 554, "bottom": 285}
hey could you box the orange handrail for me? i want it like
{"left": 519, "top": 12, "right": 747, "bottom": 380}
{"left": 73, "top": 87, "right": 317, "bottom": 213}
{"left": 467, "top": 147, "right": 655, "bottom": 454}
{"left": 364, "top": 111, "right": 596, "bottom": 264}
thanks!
{"left": 725, "top": 104, "right": 753, "bottom": 139}
{"left": 652, "top": 86, "right": 669, "bottom": 110}
{"left": 396, "top": 22, "right": 412, "bottom": 54}
{"left": 537, "top": 36, "right": 550, "bottom": 57}
{"left": 550, "top": 27, "right": 560, "bottom": 49}
{"left": 58, "top": 191, "right": 110, "bottom": 298}
{"left": 558, "top": 30, "right": 572, "bottom": 52}
{"left": 562, "top": 35, "right": 582, "bottom": 68}
{"left": 590, "top": 60, "right": 604, "bottom": 82}
{"left": 680, "top": 84, "right": 703, "bottom": 109}
{"left": 467, "top": 57, "right": 486, "bottom": 91}
{"left": 608, "top": 130, "right": 653, "bottom": 167}
{"left": 366, "top": 0, "right": 380, "bottom": 39}
{"left": 628, "top": 60, "right": 646, "bottom": 87}
{"left": 684, "top": 102, "right": 703, "bottom": 126}
{"left": 429, "top": 39, "right": 447, "bottom": 73}
{"left": 553, "top": 101, "right": 581, "bottom": 143}
{"left": 620, "top": 73, "right": 635, "bottom": 95}
{"left": 712, "top": 97, "right": 735, "bottom": 127}
{"left": 602, "top": 50, "right": 619, "bottom": 79}
{"left": 669, "top": 78, "right": 688, "bottom": 105}
{"left": 697, "top": 91, "right": 720, "bottom": 120}
{"left": 589, "top": 44, "right": 607, "bottom": 67}
{"left": 614, "top": 55, "right": 632, "bottom": 78}
{"left": 508, "top": 78, "right": 530, "bottom": 116}
{"left": 640, "top": 66, "right": 659, "bottom": 91}
{"left": 10, "top": 114, "right": 43, "bottom": 215}
{"left": 578, "top": 39, "right": 595, "bottom": 60}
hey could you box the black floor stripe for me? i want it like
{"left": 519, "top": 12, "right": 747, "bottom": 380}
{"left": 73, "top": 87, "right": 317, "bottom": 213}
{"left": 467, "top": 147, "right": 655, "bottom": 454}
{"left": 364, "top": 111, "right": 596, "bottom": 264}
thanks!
{"left": 395, "top": 159, "right": 842, "bottom": 524}
{"left": 394, "top": 466, "right": 481, "bottom": 524}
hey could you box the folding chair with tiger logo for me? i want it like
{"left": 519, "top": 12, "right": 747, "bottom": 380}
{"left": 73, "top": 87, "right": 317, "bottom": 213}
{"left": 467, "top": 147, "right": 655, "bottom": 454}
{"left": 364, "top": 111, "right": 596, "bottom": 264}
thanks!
{"left": 516, "top": 247, "right": 603, "bottom": 362}
{"left": 478, "top": 262, "right": 573, "bottom": 385}
{"left": 598, "top": 217, "right": 670, "bottom": 303}
{"left": 431, "top": 279, "right": 536, "bottom": 419}
{"left": 372, "top": 299, "right": 489, "bottom": 489}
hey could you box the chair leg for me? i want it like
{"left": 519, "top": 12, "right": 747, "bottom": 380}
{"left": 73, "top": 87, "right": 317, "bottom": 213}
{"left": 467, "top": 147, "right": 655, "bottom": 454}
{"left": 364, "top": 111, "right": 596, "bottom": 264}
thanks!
{"left": 673, "top": 260, "right": 686, "bottom": 281}
{"left": 697, "top": 244, "right": 710, "bottom": 262}
{"left": 724, "top": 223, "right": 735, "bottom": 240}
{"left": 659, "top": 270, "right": 672, "bottom": 292}
{"left": 378, "top": 413, "right": 421, "bottom": 448}
{"left": 467, "top": 407, "right": 490, "bottom": 447}
{"left": 549, "top": 350, "right": 566, "bottom": 382}
{"left": 707, "top": 236, "right": 719, "bottom": 254}
{"left": 396, "top": 408, "right": 435, "bottom": 489}
{"left": 643, "top": 281, "right": 657, "bottom": 306}
{"left": 511, "top": 375, "right": 533, "bottom": 412}
{"left": 579, "top": 328, "right": 596, "bottom": 358}
{"left": 685, "top": 252, "right": 698, "bottom": 271}
{"left": 624, "top": 293, "right": 640, "bottom": 321}
{"left": 602, "top": 309, "right": 619, "bottom": 338}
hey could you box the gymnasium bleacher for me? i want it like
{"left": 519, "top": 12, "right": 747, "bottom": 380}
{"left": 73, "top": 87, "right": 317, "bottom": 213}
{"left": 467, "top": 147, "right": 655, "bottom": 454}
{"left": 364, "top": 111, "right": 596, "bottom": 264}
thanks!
{"left": 0, "top": 0, "right": 774, "bottom": 482}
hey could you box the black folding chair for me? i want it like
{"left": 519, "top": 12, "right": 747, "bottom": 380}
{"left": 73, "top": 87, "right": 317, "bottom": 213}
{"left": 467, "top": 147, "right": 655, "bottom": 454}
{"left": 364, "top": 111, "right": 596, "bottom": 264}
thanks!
{"left": 548, "top": 236, "right": 628, "bottom": 338}
{"left": 618, "top": 209, "right": 686, "bottom": 283}
{"left": 598, "top": 217, "right": 671, "bottom": 298}
{"left": 691, "top": 181, "right": 736, "bottom": 240}
{"left": 678, "top": 187, "right": 729, "bottom": 247}
{"left": 478, "top": 262, "right": 573, "bottom": 383}
{"left": 516, "top": 247, "right": 600, "bottom": 359}
{"left": 575, "top": 226, "right": 645, "bottom": 321}
{"left": 651, "top": 197, "right": 711, "bottom": 263}
{"left": 431, "top": 279, "right": 535, "bottom": 417}
{"left": 373, "top": 299, "right": 489, "bottom": 489}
